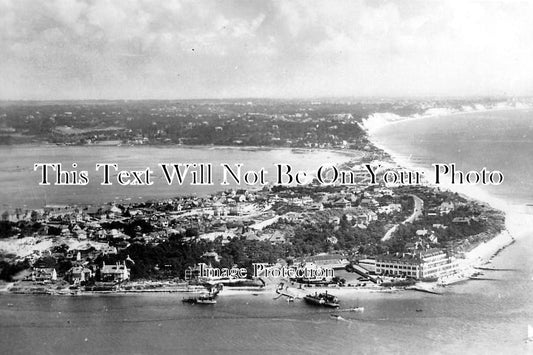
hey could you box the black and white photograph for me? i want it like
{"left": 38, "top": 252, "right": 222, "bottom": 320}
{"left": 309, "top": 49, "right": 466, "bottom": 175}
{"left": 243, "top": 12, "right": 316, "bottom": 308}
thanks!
{"left": 1, "top": 1, "right": 533, "bottom": 354}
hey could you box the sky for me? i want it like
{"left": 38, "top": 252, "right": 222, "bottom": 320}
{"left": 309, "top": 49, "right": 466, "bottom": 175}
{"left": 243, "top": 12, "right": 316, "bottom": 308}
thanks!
{"left": 1, "top": 0, "right": 533, "bottom": 100}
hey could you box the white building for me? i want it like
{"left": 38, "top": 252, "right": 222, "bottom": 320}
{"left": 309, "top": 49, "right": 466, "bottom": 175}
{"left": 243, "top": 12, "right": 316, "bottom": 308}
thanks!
{"left": 100, "top": 261, "right": 130, "bottom": 282}
{"left": 375, "top": 249, "right": 459, "bottom": 280}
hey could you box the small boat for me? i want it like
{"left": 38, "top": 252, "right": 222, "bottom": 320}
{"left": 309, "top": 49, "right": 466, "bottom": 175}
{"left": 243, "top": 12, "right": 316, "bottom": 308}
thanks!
{"left": 330, "top": 314, "right": 342, "bottom": 320}
{"left": 182, "top": 294, "right": 217, "bottom": 305}
{"left": 196, "top": 296, "right": 217, "bottom": 304}
{"left": 349, "top": 306, "right": 364, "bottom": 313}
{"left": 416, "top": 309, "right": 423, "bottom": 312}
{"left": 304, "top": 291, "right": 340, "bottom": 308}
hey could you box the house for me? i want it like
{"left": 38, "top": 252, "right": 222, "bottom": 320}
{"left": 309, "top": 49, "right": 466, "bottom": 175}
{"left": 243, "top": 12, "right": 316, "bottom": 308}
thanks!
{"left": 432, "top": 224, "right": 447, "bottom": 229}
{"left": 66, "top": 266, "right": 93, "bottom": 284}
{"left": 354, "top": 209, "right": 378, "bottom": 225}
{"left": 296, "top": 254, "right": 350, "bottom": 270}
{"left": 426, "top": 208, "right": 439, "bottom": 217}
{"left": 269, "top": 231, "right": 286, "bottom": 244}
{"left": 228, "top": 204, "right": 243, "bottom": 216}
{"left": 452, "top": 217, "right": 471, "bottom": 224}
{"left": 326, "top": 236, "right": 338, "bottom": 245}
{"left": 202, "top": 251, "right": 221, "bottom": 262}
{"left": 101, "top": 246, "right": 118, "bottom": 255}
{"left": 333, "top": 198, "right": 351, "bottom": 209}
{"left": 244, "top": 231, "right": 262, "bottom": 241}
{"left": 100, "top": 261, "right": 130, "bottom": 282}
{"left": 416, "top": 229, "right": 429, "bottom": 236}
{"left": 378, "top": 203, "right": 402, "bottom": 214}
{"left": 104, "top": 204, "right": 122, "bottom": 218}
{"left": 428, "top": 233, "right": 438, "bottom": 244}
{"left": 28, "top": 255, "right": 55, "bottom": 278}
{"left": 439, "top": 201, "right": 455, "bottom": 215}
{"left": 66, "top": 250, "right": 82, "bottom": 261}
{"left": 360, "top": 198, "right": 378, "bottom": 208}
{"left": 309, "top": 202, "right": 324, "bottom": 211}
{"left": 29, "top": 267, "right": 57, "bottom": 282}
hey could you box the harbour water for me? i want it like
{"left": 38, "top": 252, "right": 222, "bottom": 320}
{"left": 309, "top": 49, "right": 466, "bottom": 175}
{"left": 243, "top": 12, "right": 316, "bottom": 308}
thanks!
{"left": 2, "top": 110, "right": 533, "bottom": 354}
{"left": 0, "top": 145, "right": 354, "bottom": 211}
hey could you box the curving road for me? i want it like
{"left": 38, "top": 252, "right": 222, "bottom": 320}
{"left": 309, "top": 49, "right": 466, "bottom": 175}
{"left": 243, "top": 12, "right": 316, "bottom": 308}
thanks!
{"left": 381, "top": 194, "right": 423, "bottom": 242}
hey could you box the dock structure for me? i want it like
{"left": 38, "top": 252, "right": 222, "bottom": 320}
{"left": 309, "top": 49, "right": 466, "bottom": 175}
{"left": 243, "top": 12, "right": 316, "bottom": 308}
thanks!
{"left": 351, "top": 263, "right": 379, "bottom": 284}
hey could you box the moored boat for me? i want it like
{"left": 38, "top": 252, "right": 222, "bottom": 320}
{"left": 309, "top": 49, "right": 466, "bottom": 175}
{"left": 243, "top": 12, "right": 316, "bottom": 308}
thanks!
{"left": 303, "top": 291, "right": 340, "bottom": 308}
{"left": 182, "top": 294, "right": 217, "bottom": 305}
{"left": 196, "top": 296, "right": 217, "bottom": 304}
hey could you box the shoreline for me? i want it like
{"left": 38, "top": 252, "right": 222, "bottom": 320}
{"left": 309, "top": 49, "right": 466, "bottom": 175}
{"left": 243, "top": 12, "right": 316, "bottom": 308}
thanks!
{"left": 366, "top": 111, "right": 533, "bottom": 276}
{"left": 362, "top": 105, "right": 532, "bottom": 134}
{"left": 0, "top": 141, "right": 362, "bottom": 157}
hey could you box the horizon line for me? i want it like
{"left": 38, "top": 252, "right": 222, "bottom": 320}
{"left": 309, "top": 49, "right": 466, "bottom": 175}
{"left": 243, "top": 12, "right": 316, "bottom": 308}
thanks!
{"left": 0, "top": 94, "right": 530, "bottom": 103}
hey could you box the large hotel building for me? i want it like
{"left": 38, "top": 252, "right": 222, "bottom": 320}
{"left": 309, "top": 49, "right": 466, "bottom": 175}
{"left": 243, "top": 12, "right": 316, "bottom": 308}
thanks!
{"left": 375, "top": 249, "right": 460, "bottom": 280}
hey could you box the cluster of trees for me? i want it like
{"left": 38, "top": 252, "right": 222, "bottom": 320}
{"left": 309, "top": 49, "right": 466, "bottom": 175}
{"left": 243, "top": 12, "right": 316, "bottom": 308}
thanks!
{"left": 385, "top": 209, "right": 504, "bottom": 254}
{"left": 96, "top": 234, "right": 290, "bottom": 280}
{"left": 0, "top": 220, "right": 44, "bottom": 239}
{"left": 0, "top": 260, "right": 30, "bottom": 281}
{"left": 289, "top": 217, "right": 388, "bottom": 257}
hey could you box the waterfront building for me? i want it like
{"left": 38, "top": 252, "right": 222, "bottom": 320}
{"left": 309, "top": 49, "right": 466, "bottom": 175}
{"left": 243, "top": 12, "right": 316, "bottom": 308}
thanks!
{"left": 100, "top": 261, "right": 130, "bottom": 282}
{"left": 357, "top": 258, "right": 377, "bottom": 273}
{"left": 29, "top": 267, "right": 58, "bottom": 282}
{"left": 66, "top": 266, "right": 93, "bottom": 284}
{"left": 295, "top": 254, "right": 350, "bottom": 270}
{"left": 375, "top": 249, "right": 459, "bottom": 280}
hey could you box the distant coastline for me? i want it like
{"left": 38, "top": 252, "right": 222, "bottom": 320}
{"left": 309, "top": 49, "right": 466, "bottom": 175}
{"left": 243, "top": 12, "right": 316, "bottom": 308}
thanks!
{"left": 362, "top": 104, "right": 532, "bottom": 133}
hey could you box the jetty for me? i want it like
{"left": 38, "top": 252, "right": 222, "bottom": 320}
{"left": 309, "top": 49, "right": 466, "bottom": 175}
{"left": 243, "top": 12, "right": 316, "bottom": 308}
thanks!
{"left": 406, "top": 285, "right": 442, "bottom": 295}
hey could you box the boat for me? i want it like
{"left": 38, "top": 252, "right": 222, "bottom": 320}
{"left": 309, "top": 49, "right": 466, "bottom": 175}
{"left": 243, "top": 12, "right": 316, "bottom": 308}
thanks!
{"left": 196, "top": 296, "right": 217, "bottom": 304}
{"left": 182, "top": 294, "right": 217, "bottom": 305}
{"left": 303, "top": 291, "right": 340, "bottom": 308}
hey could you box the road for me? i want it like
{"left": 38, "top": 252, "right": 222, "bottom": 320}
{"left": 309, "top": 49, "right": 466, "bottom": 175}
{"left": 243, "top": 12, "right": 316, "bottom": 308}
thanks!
{"left": 381, "top": 194, "right": 424, "bottom": 242}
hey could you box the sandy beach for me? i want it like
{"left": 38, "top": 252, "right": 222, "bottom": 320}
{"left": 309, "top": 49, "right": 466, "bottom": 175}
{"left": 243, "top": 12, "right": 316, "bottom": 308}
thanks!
{"left": 367, "top": 111, "right": 533, "bottom": 275}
